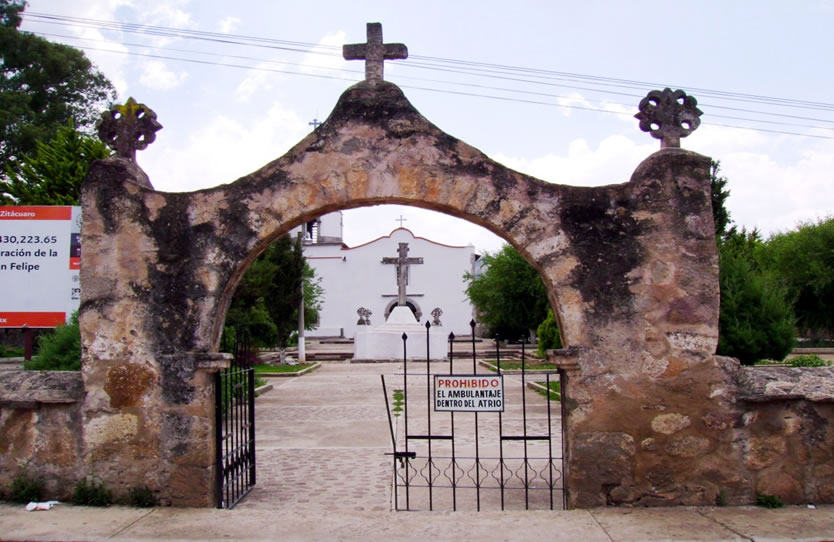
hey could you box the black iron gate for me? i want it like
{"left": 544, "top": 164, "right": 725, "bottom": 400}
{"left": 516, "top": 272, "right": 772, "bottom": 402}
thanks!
{"left": 215, "top": 329, "right": 256, "bottom": 509}
{"left": 382, "top": 321, "right": 564, "bottom": 511}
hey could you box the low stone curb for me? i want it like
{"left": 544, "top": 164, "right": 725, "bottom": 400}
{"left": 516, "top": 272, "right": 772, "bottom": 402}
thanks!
{"left": 478, "top": 360, "right": 559, "bottom": 375}
{"left": 254, "top": 383, "right": 273, "bottom": 397}
{"left": 257, "top": 362, "right": 322, "bottom": 378}
{"left": 527, "top": 379, "right": 561, "bottom": 401}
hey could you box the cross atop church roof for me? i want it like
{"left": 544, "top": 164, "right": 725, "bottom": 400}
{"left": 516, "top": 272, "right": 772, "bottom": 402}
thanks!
{"left": 343, "top": 22, "right": 408, "bottom": 84}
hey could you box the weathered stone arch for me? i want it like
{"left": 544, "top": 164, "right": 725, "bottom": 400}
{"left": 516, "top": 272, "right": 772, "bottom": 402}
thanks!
{"left": 77, "top": 78, "right": 734, "bottom": 508}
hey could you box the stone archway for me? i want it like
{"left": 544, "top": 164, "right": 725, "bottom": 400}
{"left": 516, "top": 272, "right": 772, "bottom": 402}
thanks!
{"left": 72, "top": 17, "right": 818, "bottom": 508}
{"left": 78, "top": 74, "right": 727, "bottom": 507}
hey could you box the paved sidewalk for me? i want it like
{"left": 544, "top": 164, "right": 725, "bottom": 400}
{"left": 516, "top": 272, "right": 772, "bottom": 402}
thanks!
{"left": 0, "top": 503, "right": 832, "bottom": 541}
{"left": 1, "top": 362, "right": 832, "bottom": 541}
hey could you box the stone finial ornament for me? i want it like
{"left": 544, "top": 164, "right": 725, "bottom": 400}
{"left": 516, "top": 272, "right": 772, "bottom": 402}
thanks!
{"left": 634, "top": 88, "right": 703, "bottom": 149}
{"left": 97, "top": 97, "right": 163, "bottom": 161}
{"left": 356, "top": 307, "right": 372, "bottom": 325}
{"left": 343, "top": 22, "right": 408, "bottom": 84}
{"left": 431, "top": 307, "right": 443, "bottom": 327}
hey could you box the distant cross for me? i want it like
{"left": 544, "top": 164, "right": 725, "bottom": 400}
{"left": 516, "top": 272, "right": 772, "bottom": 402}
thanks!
{"left": 309, "top": 118, "right": 321, "bottom": 129}
{"left": 381, "top": 242, "right": 423, "bottom": 306}
{"left": 343, "top": 22, "right": 408, "bottom": 84}
{"left": 395, "top": 215, "right": 407, "bottom": 227}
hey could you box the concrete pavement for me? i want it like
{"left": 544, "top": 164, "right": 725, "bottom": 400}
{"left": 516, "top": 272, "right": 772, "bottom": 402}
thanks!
{"left": 1, "top": 502, "right": 832, "bottom": 541}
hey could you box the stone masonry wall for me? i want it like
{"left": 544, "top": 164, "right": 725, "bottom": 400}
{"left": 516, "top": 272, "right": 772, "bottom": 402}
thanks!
{"left": 63, "top": 79, "right": 834, "bottom": 507}
{"left": 0, "top": 371, "right": 84, "bottom": 499}
{"left": 736, "top": 365, "right": 834, "bottom": 503}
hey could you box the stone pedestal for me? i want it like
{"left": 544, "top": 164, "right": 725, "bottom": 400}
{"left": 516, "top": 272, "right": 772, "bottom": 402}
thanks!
{"left": 354, "top": 306, "right": 447, "bottom": 361}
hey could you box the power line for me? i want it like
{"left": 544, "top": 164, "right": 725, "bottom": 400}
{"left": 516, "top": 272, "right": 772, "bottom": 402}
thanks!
{"left": 26, "top": 11, "right": 834, "bottom": 113}
{"left": 21, "top": 12, "right": 834, "bottom": 140}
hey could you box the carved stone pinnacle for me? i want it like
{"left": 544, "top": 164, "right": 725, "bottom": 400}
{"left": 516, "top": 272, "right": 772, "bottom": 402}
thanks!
{"left": 634, "top": 88, "right": 703, "bottom": 149}
{"left": 97, "top": 97, "right": 163, "bottom": 161}
{"left": 343, "top": 22, "right": 408, "bottom": 84}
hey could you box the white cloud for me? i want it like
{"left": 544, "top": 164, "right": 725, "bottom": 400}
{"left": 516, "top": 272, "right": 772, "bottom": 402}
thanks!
{"left": 140, "top": 101, "right": 309, "bottom": 192}
{"left": 555, "top": 92, "right": 592, "bottom": 117}
{"left": 136, "top": 2, "right": 194, "bottom": 47}
{"left": 139, "top": 60, "right": 189, "bottom": 90}
{"left": 493, "top": 134, "right": 655, "bottom": 186}
{"left": 218, "top": 16, "right": 241, "bottom": 34}
{"left": 301, "top": 31, "right": 347, "bottom": 75}
{"left": 235, "top": 63, "right": 280, "bottom": 103}
{"left": 498, "top": 124, "right": 834, "bottom": 239}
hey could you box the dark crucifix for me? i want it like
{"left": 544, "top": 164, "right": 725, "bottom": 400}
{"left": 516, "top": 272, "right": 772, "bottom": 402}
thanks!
{"left": 381, "top": 242, "right": 423, "bottom": 307}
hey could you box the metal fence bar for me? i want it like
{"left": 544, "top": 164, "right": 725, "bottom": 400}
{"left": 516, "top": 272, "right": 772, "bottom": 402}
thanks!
{"left": 448, "top": 332, "right": 457, "bottom": 511}
{"left": 425, "top": 322, "right": 434, "bottom": 511}
{"left": 380, "top": 375, "right": 398, "bottom": 511}
{"left": 547, "top": 372, "right": 554, "bottom": 510}
{"left": 470, "top": 320, "right": 481, "bottom": 511}
{"left": 522, "top": 336, "right": 530, "bottom": 510}
{"left": 401, "top": 332, "right": 410, "bottom": 510}
{"left": 496, "top": 335, "right": 505, "bottom": 510}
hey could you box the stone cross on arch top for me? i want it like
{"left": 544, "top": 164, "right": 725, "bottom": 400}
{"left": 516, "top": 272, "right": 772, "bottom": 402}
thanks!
{"left": 343, "top": 22, "right": 408, "bottom": 83}
{"left": 382, "top": 242, "right": 423, "bottom": 306}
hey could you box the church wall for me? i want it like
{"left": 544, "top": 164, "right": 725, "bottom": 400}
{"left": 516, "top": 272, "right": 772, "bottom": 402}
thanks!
{"left": 306, "top": 227, "right": 474, "bottom": 339}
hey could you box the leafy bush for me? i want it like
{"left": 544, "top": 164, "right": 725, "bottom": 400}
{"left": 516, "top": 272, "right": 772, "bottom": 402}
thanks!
{"left": 73, "top": 477, "right": 112, "bottom": 506}
{"left": 788, "top": 354, "right": 831, "bottom": 368}
{"left": 756, "top": 493, "right": 784, "bottom": 508}
{"left": 129, "top": 485, "right": 156, "bottom": 508}
{"left": 5, "top": 465, "right": 44, "bottom": 503}
{"left": 536, "top": 309, "right": 562, "bottom": 357}
{"left": 24, "top": 312, "right": 80, "bottom": 371}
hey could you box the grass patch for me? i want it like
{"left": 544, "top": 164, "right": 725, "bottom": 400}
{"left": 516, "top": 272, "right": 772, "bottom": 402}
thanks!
{"left": 484, "top": 361, "right": 558, "bottom": 372}
{"left": 254, "top": 376, "right": 267, "bottom": 388}
{"left": 787, "top": 354, "right": 831, "bottom": 367}
{"left": 253, "top": 363, "right": 315, "bottom": 374}
{"left": 533, "top": 380, "right": 561, "bottom": 400}
{"left": 0, "top": 344, "right": 24, "bottom": 358}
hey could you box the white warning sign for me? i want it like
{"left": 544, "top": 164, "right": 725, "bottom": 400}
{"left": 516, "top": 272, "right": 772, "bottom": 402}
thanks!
{"left": 434, "top": 375, "right": 504, "bottom": 412}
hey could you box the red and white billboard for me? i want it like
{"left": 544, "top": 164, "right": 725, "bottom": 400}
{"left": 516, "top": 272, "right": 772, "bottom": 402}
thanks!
{"left": 0, "top": 206, "right": 81, "bottom": 328}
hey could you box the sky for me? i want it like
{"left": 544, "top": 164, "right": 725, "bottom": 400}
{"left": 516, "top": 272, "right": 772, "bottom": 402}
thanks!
{"left": 19, "top": 0, "right": 834, "bottom": 253}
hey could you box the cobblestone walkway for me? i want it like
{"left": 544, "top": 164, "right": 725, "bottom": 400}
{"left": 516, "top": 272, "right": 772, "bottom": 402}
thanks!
{"left": 237, "top": 361, "right": 564, "bottom": 513}
{"left": 237, "top": 363, "right": 394, "bottom": 512}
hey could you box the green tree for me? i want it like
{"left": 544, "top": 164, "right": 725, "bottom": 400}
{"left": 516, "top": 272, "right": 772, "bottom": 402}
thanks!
{"left": 1, "top": 121, "right": 111, "bottom": 205}
{"left": 226, "top": 235, "right": 323, "bottom": 348}
{"left": 759, "top": 217, "right": 834, "bottom": 339}
{"left": 24, "top": 311, "right": 81, "bottom": 371}
{"left": 710, "top": 160, "right": 732, "bottom": 240}
{"left": 717, "top": 229, "right": 795, "bottom": 365}
{"left": 464, "top": 244, "right": 548, "bottom": 340}
{"left": 0, "top": 0, "right": 116, "bottom": 180}
{"left": 536, "top": 309, "right": 562, "bottom": 357}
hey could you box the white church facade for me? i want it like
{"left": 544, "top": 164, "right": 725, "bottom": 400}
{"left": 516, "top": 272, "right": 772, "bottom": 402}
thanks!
{"left": 292, "top": 212, "right": 478, "bottom": 339}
